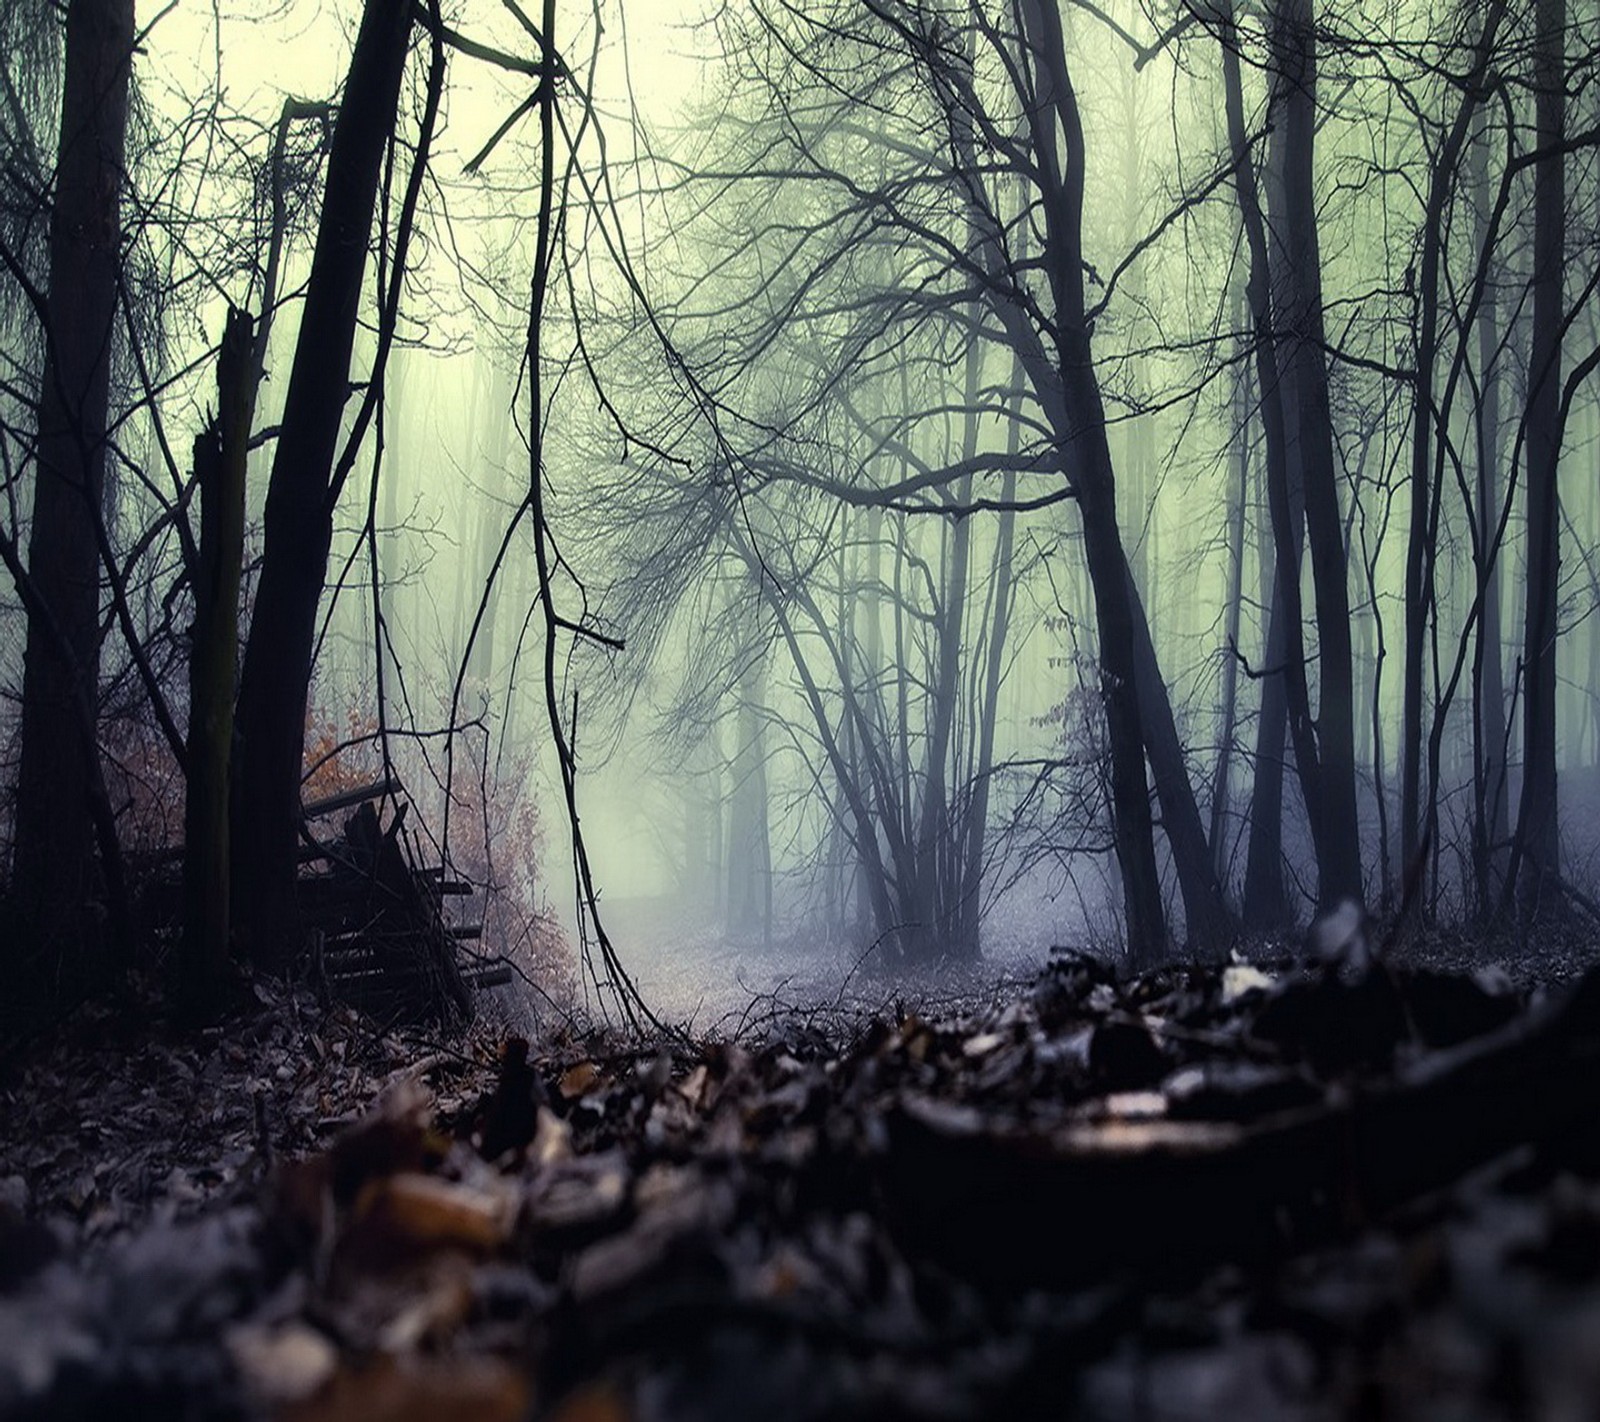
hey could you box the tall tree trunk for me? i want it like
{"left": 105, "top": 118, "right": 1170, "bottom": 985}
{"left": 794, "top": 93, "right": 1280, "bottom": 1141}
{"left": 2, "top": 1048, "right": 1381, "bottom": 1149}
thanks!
{"left": 1125, "top": 568, "right": 1236, "bottom": 949}
{"left": 1221, "top": 0, "right": 1310, "bottom": 927}
{"left": 182, "top": 308, "right": 252, "bottom": 1013}
{"left": 1210, "top": 284, "right": 1251, "bottom": 882}
{"left": 1114, "top": 27, "right": 1154, "bottom": 606}
{"left": 959, "top": 360, "right": 1023, "bottom": 954}
{"left": 1465, "top": 97, "right": 1504, "bottom": 921}
{"left": 913, "top": 337, "right": 980, "bottom": 962}
{"left": 1022, "top": 0, "right": 1165, "bottom": 963}
{"left": 1274, "top": 0, "right": 1363, "bottom": 906}
{"left": 1509, "top": 0, "right": 1564, "bottom": 915}
{"left": 937, "top": 1, "right": 1225, "bottom": 958}
{"left": 12, "top": 0, "right": 134, "bottom": 959}
{"left": 231, "top": 0, "right": 413, "bottom": 965}
{"left": 1243, "top": 595, "right": 1293, "bottom": 925}
{"left": 1403, "top": 1, "right": 1507, "bottom": 885}
{"left": 726, "top": 623, "right": 771, "bottom": 945}
{"left": 855, "top": 503, "right": 885, "bottom": 940}
{"left": 828, "top": 509, "right": 854, "bottom": 937}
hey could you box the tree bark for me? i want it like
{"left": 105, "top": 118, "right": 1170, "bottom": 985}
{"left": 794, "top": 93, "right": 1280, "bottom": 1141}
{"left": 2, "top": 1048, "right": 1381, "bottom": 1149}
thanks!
{"left": 912, "top": 349, "right": 979, "bottom": 961}
{"left": 1402, "top": 1, "right": 1506, "bottom": 886}
{"left": 1210, "top": 299, "right": 1250, "bottom": 883}
{"left": 1509, "top": 0, "right": 1564, "bottom": 916}
{"left": 1243, "top": 592, "right": 1294, "bottom": 927}
{"left": 1021, "top": 0, "right": 1165, "bottom": 963}
{"left": 959, "top": 362, "right": 1022, "bottom": 954}
{"left": 182, "top": 307, "right": 252, "bottom": 1013}
{"left": 1220, "top": 0, "right": 1311, "bottom": 927}
{"left": 1274, "top": 0, "right": 1362, "bottom": 908}
{"left": 1125, "top": 566, "right": 1235, "bottom": 950}
{"left": 726, "top": 629, "right": 772, "bottom": 946}
{"left": 12, "top": 0, "right": 134, "bottom": 960}
{"left": 232, "top": 0, "right": 413, "bottom": 965}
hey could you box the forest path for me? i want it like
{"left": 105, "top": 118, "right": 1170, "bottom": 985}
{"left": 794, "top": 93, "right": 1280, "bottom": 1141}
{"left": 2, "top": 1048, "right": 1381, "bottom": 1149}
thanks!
{"left": 588, "top": 893, "right": 1054, "bottom": 1031}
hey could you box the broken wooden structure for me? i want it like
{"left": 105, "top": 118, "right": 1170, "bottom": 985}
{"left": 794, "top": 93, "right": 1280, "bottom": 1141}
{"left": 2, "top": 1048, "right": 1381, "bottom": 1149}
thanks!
{"left": 296, "top": 777, "right": 512, "bottom": 1025}
{"left": 140, "top": 775, "right": 513, "bottom": 1024}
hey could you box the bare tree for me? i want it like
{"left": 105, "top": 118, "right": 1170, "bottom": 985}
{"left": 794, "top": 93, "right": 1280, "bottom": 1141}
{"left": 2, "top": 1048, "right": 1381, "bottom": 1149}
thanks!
{"left": 231, "top": 0, "right": 421, "bottom": 963}
{"left": 11, "top": 0, "right": 136, "bottom": 961}
{"left": 1509, "top": 0, "right": 1565, "bottom": 915}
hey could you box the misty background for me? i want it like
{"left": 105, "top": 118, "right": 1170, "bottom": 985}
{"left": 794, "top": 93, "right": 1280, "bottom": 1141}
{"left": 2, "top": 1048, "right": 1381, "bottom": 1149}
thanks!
{"left": 3, "top": 0, "right": 1597, "bottom": 1022}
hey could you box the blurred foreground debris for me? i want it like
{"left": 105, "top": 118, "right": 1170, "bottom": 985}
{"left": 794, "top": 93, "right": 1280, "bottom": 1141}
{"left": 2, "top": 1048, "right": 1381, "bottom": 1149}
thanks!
{"left": 9, "top": 948, "right": 1600, "bottom": 1419}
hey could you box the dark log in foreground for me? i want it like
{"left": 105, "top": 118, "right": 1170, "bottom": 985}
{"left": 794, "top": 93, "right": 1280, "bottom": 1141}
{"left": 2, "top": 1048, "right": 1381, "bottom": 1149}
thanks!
{"left": 882, "top": 969, "right": 1600, "bottom": 1288}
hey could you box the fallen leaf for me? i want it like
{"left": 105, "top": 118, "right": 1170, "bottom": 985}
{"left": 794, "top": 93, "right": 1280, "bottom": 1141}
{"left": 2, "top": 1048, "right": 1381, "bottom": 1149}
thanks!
{"left": 1222, "top": 964, "right": 1275, "bottom": 1005}
{"left": 544, "top": 1380, "right": 631, "bottom": 1422}
{"left": 557, "top": 1061, "right": 599, "bottom": 1099}
{"left": 226, "top": 1322, "right": 338, "bottom": 1406}
{"left": 529, "top": 1155, "right": 629, "bottom": 1231}
{"left": 284, "top": 1354, "right": 530, "bottom": 1422}
{"left": 351, "top": 1172, "right": 514, "bottom": 1256}
{"left": 532, "top": 1106, "right": 573, "bottom": 1168}
{"left": 375, "top": 1264, "right": 475, "bottom": 1351}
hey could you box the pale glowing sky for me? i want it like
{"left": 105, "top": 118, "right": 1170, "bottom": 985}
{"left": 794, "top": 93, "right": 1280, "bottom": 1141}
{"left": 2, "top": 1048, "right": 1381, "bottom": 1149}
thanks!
{"left": 140, "top": 0, "right": 710, "bottom": 144}
{"left": 126, "top": 1, "right": 721, "bottom": 910}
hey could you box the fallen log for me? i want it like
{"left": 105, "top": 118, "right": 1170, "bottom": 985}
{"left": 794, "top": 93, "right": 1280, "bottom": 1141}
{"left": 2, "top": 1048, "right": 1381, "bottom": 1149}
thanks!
{"left": 301, "top": 774, "right": 401, "bottom": 821}
{"left": 880, "top": 969, "right": 1600, "bottom": 1288}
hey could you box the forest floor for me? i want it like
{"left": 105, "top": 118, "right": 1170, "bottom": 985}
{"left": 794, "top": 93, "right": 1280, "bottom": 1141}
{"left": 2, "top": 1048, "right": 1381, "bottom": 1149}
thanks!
{"left": 5, "top": 921, "right": 1600, "bottom": 1421}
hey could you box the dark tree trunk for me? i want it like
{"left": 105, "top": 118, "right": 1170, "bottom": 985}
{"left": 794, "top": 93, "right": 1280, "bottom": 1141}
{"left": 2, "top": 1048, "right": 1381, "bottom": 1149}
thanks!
{"left": 1509, "top": 0, "right": 1564, "bottom": 916}
{"left": 1402, "top": 1, "right": 1507, "bottom": 886}
{"left": 231, "top": 0, "right": 413, "bottom": 965}
{"left": 1469, "top": 108, "right": 1510, "bottom": 917}
{"left": 1223, "top": 0, "right": 1364, "bottom": 914}
{"left": 1022, "top": 0, "right": 1165, "bottom": 963}
{"left": 182, "top": 308, "right": 252, "bottom": 1014}
{"left": 912, "top": 364, "right": 978, "bottom": 961}
{"left": 1220, "top": 0, "right": 1308, "bottom": 928}
{"left": 1079, "top": 477, "right": 1166, "bottom": 964}
{"left": 1274, "top": 0, "right": 1362, "bottom": 908}
{"left": 959, "top": 367, "right": 1022, "bottom": 954}
{"left": 726, "top": 639, "right": 772, "bottom": 947}
{"left": 1210, "top": 281, "right": 1251, "bottom": 885}
{"left": 12, "top": 0, "right": 134, "bottom": 959}
{"left": 1243, "top": 595, "right": 1294, "bottom": 927}
{"left": 1125, "top": 568, "right": 1236, "bottom": 951}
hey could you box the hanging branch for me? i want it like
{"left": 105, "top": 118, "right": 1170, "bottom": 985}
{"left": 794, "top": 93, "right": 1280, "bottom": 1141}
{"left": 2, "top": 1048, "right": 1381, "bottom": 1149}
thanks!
{"left": 327, "top": 0, "right": 447, "bottom": 510}
{"left": 307, "top": 0, "right": 445, "bottom": 802}
{"left": 362, "top": 0, "right": 445, "bottom": 817}
{"left": 516, "top": 0, "right": 671, "bottom": 1039}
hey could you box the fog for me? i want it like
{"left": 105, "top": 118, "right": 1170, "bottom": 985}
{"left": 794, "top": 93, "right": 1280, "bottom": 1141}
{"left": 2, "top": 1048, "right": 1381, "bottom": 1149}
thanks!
{"left": 5, "top": 0, "right": 1599, "bottom": 1017}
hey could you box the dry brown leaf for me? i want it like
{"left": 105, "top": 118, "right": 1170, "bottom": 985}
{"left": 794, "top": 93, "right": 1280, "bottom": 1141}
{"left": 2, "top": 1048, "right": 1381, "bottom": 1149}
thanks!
{"left": 569, "top": 1225, "right": 669, "bottom": 1301}
{"left": 676, "top": 1063, "right": 712, "bottom": 1111}
{"left": 374, "top": 1264, "right": 475, "bottom": 1351}
{"left": 531, "top": 1106, "right": 573, "bottom": 1168}
{"left": 557, "top": 1062, "right": 599, "bottom": 1100}
{"left": 897, "top": 1017, "right": 934, "bottom": 1063}
{"left": 283, "top": 1354, "right": 530, "bottom": 1422}
{"left": 543, "top": 1380, "right": 632, "bottom": 1422}
{"left": 752, "top": 1242, "right": 821, "bottom": 1300}
{"left": 528, "top": 1155, "right": 628, "bottom": 1231}
{"left": 351, "top": 1172, "right": 514, "bottom": 1255}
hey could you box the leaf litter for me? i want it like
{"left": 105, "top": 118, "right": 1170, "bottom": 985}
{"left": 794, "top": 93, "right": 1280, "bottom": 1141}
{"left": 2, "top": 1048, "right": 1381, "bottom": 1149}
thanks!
{"left": 6, "top": 943, "right": 1600, "bottom": 1419}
